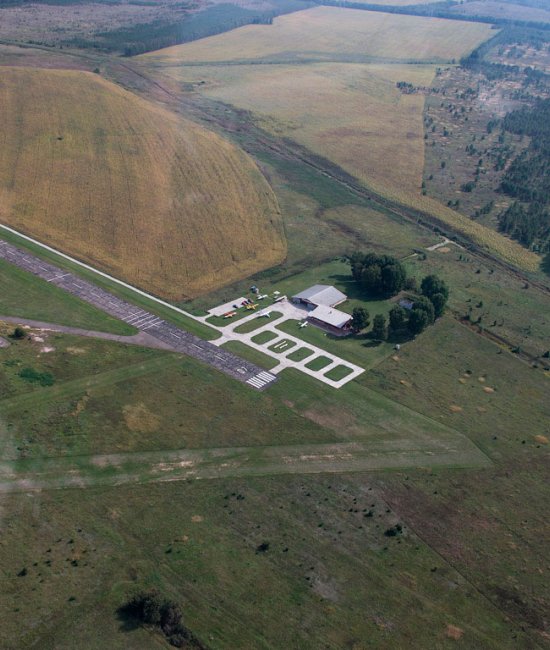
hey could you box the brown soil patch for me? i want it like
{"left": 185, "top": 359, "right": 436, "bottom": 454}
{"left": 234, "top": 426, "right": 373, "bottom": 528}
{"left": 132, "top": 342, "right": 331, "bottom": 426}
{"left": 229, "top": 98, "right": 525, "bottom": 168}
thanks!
{"left": 483, "top": 386, "right": 495, "bottom": 394}
{"left": 283, "top": 399, "right": 295, "bottom": 408}
{"left": 449, "top": 405, "right": 463, "bottom": 413}
{"left": 191, "top": 515, "right": 204, "bottom": 523}
{"left": 478, "top": 376, "right": 486, "bottom": 383}
{"left": 400, "top": 379, "right": 412, "bottom": 387}
{"left": 458, "top": 377, "right": 466, "bottom": 384}
{"left": 445, "top": 624, "right": 464, "bottom": 640}
{"left": 391, "top": 355, "right": 400, "bottom": 362}
{"left": 438, "top": 246, "right": 451, "bottom": 253}
{"left": 476, "top": 406, "right": 488, "bottom": 413}
{"left": 122, "top": 403, "right": 160, "bottom": 433}
{"left": 534, "top": 435, "right": 548, "bottom": 444}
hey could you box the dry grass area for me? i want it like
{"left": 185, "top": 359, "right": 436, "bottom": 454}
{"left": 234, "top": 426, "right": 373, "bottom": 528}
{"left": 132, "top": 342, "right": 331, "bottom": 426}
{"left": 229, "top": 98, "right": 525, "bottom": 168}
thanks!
{"left": 168, "top": 62, "right": 434, "bottom": 199}
{"left": 143, "top": 7, "right": 494, "bottom": 64}
{"left": 0, "top": 67, "right": 285, "bottom": 299}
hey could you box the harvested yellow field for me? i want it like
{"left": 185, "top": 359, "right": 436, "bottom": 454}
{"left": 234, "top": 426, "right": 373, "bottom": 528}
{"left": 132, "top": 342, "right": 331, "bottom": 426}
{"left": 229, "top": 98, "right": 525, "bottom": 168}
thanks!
{"left": 0, "top": 67, "right": 286, "bottom": 300}
{"left": 164, "top": 62, "right": 434, "bottom": 199}
{"left": 143, "top": 7, "right": 494, "bottom": 64}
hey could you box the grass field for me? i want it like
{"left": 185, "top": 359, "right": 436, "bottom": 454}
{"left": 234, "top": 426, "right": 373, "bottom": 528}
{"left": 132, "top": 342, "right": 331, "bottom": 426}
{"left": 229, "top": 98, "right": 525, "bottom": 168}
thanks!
{"left": 142, "top": 9, "right": 540, "bottom": 273}
{"left": 143, "top": 7, "right": 493, "bottom": 64}
{"left": 0, "top": 67, "right": 285, "bottom": 301}
{"left": 167, "top": 62, "right": 435, "bottom": 202}
{"left": 0, "top": 259, "right": 135, "bottom": 335}
{"left": 0, "top": 316, "right": 546, "bottom": 646}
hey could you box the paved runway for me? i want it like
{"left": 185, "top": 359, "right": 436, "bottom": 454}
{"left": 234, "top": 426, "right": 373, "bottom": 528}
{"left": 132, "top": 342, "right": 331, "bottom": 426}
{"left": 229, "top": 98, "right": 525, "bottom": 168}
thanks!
{"left": 0, "top": 239, "right": 277, "bottom": 391}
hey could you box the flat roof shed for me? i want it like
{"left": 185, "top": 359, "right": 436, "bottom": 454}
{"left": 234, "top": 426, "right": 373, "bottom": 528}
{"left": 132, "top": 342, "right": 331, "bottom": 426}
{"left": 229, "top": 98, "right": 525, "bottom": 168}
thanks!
{"left": 308, "top": 304, "right": 352, "bottom": 329}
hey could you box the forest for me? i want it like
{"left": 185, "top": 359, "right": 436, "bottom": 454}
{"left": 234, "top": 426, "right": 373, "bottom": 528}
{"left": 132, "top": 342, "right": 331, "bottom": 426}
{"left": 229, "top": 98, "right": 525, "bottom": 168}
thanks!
{"left": 498, "top": 99, "right": 550, "bottom": 253}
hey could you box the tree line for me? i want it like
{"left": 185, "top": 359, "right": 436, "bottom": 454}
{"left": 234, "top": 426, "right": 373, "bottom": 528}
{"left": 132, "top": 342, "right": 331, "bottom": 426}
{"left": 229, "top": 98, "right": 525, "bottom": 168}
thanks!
{"left": 349, "top": 253, "right": 449, "bottom": 339}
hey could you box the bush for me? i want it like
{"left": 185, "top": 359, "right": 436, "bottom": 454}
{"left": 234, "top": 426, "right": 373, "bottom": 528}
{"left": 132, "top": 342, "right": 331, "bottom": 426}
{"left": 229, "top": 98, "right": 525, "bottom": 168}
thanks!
{"left": 19, "top": 367, "right": 55, "bottom": 387}
{"left": 11, "top": 326, "right": 26, "bottom": 340}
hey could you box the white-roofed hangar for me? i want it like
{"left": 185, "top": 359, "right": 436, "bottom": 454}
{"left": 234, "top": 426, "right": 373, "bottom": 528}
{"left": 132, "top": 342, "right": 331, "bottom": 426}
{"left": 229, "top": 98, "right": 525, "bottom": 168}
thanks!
{"left": 292, "top": 284, "right": 352, "bottom": 335}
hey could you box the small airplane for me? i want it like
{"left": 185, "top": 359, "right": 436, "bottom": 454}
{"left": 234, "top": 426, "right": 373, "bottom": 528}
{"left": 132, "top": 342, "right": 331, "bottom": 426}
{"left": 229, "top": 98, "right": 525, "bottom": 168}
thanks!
{"left": 223, "top": 311, "right": 237, "bottom": 319}
{"left": 246, "top": 303, "right": 258, "bottom": 310}
{"left": 260, "top": 311, "right": 272, "bottom": 318}
{"left": 257, "top": 294, "right": 268, "bottom": 300}
{"left": 274, "top": 295, "right": 287, "bottom": 303}
{"left": 299, "top": 321, "right": 308, "bottom": 328}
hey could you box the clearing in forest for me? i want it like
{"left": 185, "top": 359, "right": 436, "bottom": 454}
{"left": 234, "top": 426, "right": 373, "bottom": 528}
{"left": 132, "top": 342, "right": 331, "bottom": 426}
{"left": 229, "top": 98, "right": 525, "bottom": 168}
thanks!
{"left": 0, "top": 67, "right": 286, "bottom": 300}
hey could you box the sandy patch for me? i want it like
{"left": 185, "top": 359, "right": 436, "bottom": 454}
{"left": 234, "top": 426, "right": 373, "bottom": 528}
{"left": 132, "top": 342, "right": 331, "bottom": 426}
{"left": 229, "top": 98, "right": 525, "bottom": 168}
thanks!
{"left": 445, "top": 624, "right": 464, "bottom": 640}
{"left": 72, "top": 393, "right": 90, "bottom": 417}
{"left": 66, "top": 346, "right": 87, "bottom": 355}
{"left": 191, "top": 515, "right": 203, "bottom": 523}
{"left": 30, "top": 334, "right": 45, "bottom": 343}
{"left": 40, "top": 346, "right": 55, "bottom": 353}
{"left": 438, "top": 246, "right": 451, "bottom": 253}
{"left": 534, "top": 435, "right": 548, "bottom": 444}
{"left": 478, "top": 376, "right": 486, "bottom": 383}
{"left": 476, "top": 406, "right": 487, "bottom": 413}
{"left": 400, "top": 379, "right": 412, "bottom": 387}
{"left": 483, "top": 386, "right": 495, "bottom": 394}
{"left": 458, "top": 377, "right": 466, "bottom": 384}
{"left": 391, "top": 355, "right": 400, "bottom": 362}
{"left": 122, "top": 403, "right": 160, "bottom": 433}
{"left": 449, "top": 405, "right": 463, "bottom": 413}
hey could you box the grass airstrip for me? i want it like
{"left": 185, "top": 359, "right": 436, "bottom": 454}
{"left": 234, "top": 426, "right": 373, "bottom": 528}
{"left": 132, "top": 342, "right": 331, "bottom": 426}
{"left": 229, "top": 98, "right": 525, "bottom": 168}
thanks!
{"left": 0, "top": 67, "right": 285, "bottom": 301}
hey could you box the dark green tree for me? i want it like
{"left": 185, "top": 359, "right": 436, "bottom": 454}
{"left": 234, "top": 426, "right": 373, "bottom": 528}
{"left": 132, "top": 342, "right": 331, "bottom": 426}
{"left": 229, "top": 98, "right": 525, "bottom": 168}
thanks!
{"left": 371, "top": 314, "right": 387, "bottom": 340}
{"left": 361, "top": 265, "right": 382, "bottom": 294}
{"left": 413, "top": 295, "right": 436, "bottom": 324}
{"left": 12, "top": 326, "right": 26, "bottom": 340}
{"left": 381, "top": 263, "right": 406, "bottom": 296}
{"left": 351, "top": 307, "right": 370, "bottom": 332}
{"left": 408, "top": 308, "right": 430, "bottom": 335}
{"left": 421, "top": 274, "right": 449, "bottom": 301}
{"left": 430, "top": 292, "right": 447, "bottom": 318}
{"left": 388, "top": 305, "right": 407, "bottom": 333}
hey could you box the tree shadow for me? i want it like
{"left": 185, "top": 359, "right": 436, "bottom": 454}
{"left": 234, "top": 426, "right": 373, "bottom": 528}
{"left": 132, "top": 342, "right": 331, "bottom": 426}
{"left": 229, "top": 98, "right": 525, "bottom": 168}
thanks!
{"left": 116, "top": 606, "right": 141, "bottom": 633}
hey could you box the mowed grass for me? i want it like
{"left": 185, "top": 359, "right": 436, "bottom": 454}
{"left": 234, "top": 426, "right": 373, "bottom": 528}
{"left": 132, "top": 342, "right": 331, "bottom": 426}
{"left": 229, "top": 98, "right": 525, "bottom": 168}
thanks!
{"left": 143, "top": 7, "right": 493, "bottom": 64}
{"left": 0, "top": 67, "right": 285, "bottom": 301}
{"left": 0, "top": 259, "right": 135, "bottom": 335}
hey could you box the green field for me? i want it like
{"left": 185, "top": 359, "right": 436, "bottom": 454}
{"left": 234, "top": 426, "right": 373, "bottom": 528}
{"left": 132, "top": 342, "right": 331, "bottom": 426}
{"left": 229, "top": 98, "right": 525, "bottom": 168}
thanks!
{"left": 2, "top": 319, "right": 546, "bottom": 647}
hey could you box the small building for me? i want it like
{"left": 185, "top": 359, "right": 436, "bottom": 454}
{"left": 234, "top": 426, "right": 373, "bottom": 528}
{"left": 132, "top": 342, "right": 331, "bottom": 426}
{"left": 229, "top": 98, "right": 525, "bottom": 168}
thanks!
{"left": 398, "top": 298, "right": 414, "bottom": 311}
{"left": 307, "top": 304, "right": 352, "bottom": 336}
{"left": 292, "top": 284, "right": 347, "bottom": 309}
